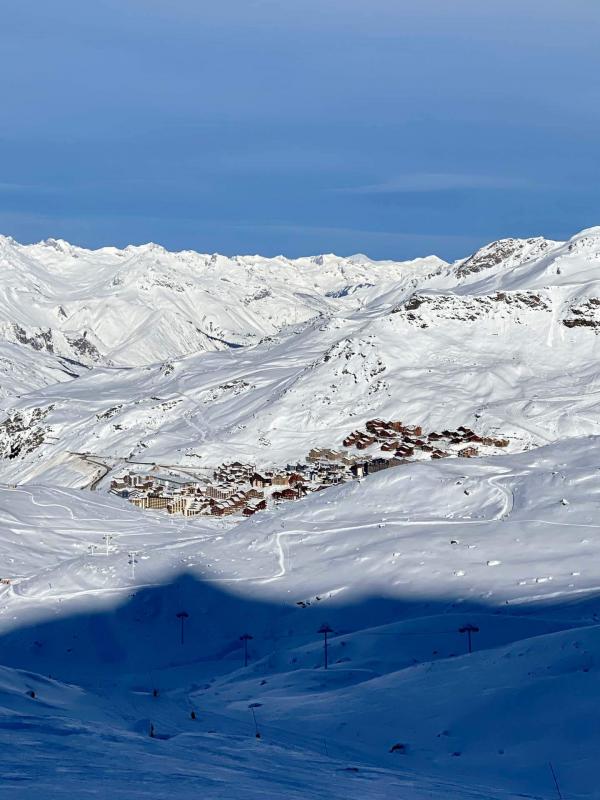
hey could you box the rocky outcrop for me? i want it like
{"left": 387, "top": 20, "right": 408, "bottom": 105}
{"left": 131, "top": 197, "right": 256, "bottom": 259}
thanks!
{"left": 1, "top": 323, "right": 102, "bottom": 365}
{"left": 0, "top": 406, "right": 53, "bottom": 459}
{"left": 563, "top": 298, "right": 600, "bottom": 331}
{"left": 393, "top": 291, "right": 550, "bottom": 326}
{"left": 455, "top": 237, "right": 555, "bottom": 278}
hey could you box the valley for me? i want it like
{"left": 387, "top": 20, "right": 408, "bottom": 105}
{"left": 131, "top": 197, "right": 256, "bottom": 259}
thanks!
{"left": 1, "top": 227, "right": 600, "bottom": 798}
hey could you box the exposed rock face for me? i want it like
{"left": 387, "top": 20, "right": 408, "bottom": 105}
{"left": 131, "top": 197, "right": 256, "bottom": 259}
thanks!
{"left": 0, "top": 406, "right": 53, "bottom": 459}
{"left": 455, "top": 238, "right": 555, "bottom": 278}
{"left": 563, "top": 298, "right": 600, "bottom": 330}
{"left": 13, "top": 325, "right": 55, "bottom": 352}
{"left": 67, "top": 332, "right": 102, "bottom": 360}
{"left": 3, "top": 323, "right": 102, "bottom": 365}
{"left": 393, "top": 291, "right": 551, "bottom": 326}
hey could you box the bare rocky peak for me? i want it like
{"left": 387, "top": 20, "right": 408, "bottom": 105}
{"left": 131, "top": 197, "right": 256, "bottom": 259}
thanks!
{"left": 455, "top": 237, "right": 558, "bottom": 279}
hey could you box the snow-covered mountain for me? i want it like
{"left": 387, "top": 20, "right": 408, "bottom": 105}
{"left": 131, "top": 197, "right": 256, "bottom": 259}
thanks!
{"left": 0, "top": 233, "right": 445, "bottom": 373}
{"left": 3, "top": 226, "right": 600, "bottom": 798}
{"left": 1, "top": 227, "right": 600, "bottom": 485}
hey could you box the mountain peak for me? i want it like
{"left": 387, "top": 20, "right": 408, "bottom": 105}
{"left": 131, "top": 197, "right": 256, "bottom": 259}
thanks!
{"left": 569, "top": 225, "right": 600, "bottom": 240}
{"left": 455, "top": 236, "right": 559, "bottom": 280}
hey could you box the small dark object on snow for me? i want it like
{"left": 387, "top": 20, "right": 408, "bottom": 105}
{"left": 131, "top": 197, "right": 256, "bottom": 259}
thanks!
{"left": 26, "top": 689, "right": 36, "bottom": 699}
{"left": 249, "top": 701, "right": 262, "bottom": 738}
{"left": 149, "top": 724, "right": 156, "bottom": 738}
{"left": 176, "top": 610, "right": 189, "bottom": 645}
{"left": 451, "top": 751, "right": 461, "bottom": 757}
{"left": 240, "top": 632, "right": 253, "bottom": 667}
{"left": 318, "top": 623, "right": 334, "bottom": 670}
{"left": 190, "top": 710, "right": 197, "bottom": 720}
{"left": 389, "top": 743, "right": 407, "bottom": 754}
{"left": 459, "top": 623, "right": 480, "bottom": 654}
{"left": 153, "top": 688, "right": 159, "bottom": 698}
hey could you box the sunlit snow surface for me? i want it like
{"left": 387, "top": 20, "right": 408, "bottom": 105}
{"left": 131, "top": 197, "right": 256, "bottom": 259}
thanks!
{"left": 2, "top": 438, "right": 600, "bottom": 797}
{"left": 2, "top": 228, "right": 600, "bottom": 484}
{"left": 3, "top": 228, "right": 600, "bottom": 797}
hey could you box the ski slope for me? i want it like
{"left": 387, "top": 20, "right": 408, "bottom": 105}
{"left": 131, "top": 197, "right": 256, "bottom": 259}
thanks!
{"left": 2, "top": 437, "right": 600, "bottom": 797}
{"left": 2, "top": 226, "right": 600, "bottom": 797}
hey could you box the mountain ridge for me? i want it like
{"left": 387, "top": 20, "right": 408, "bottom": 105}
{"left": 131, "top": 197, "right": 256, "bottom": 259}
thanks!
{"left": 1, "top": 226, "right": 599, "bottom": 485}
{"left": 3, "top": 227, "right": 600, "bottom": 798}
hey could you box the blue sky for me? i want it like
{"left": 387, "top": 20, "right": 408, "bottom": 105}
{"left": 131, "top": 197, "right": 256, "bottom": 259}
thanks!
{"left": 1, "top": 0, "right": 599, "bottom": 260}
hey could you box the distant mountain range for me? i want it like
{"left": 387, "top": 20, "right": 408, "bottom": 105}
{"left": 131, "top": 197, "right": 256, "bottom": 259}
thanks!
{"left": 1, "top": 227, "right": 600, "bottom": 485}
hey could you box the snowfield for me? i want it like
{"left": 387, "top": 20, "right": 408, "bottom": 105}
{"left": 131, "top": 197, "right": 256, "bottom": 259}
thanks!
{"left": 2, "top": 228, "right": 600, "bottom": 485}
{"left": 2, "top": 227, "right": 600, "bottom": 797}
{"left": 0, "top": 233, "right": 444, "bottom": 370}
{"left": 2, "top": 438, "right": 600, "bottom": 797}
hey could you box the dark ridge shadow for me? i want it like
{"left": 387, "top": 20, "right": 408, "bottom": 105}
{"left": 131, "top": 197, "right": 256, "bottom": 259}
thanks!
{"left": 1, "top": 570, "right": 597, "bottom": 684}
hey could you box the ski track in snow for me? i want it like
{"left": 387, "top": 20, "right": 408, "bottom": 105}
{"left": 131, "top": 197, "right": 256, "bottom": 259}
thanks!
{"left": 3, "top": 229, "right": 600, "bottom": 797}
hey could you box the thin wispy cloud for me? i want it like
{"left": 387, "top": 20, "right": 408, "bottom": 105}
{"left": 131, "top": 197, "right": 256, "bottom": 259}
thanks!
{"left": 228, "top": 220, "right": 477, "bottom": 244}
{"left": 338, "top": 173, "right": 533, "bottom": 195}
{"left": 0, "top": 182, "right": 56, "bottom": 194}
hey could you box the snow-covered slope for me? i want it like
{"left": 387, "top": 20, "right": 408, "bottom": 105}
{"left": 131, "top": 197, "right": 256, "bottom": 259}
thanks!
{"left": 2, "top": 438, "right": 600, "bottom": 797}
{"left": 0, "top": 234, "right": 446, "bottom": 373}
{"left": 2, "top": 227, "right": 600, "bottom": 485}
{"left": 3, "top": 226, "right": 600, "bottom": 798}
{"left": 0, "top": 340, "right": 90, "bottom": 399}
